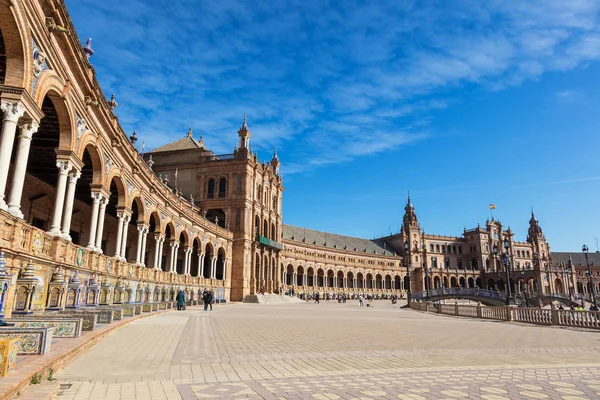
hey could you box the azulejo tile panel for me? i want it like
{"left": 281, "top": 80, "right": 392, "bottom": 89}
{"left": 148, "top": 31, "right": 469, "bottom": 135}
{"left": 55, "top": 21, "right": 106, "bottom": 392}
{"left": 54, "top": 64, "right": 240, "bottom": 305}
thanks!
{"left": 0, "top": 327, "right": 54, "bottom": 355}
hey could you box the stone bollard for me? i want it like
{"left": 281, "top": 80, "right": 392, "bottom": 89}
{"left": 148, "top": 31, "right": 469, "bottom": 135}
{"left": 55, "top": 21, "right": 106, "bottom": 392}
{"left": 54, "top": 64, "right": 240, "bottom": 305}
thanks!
{"left": 476, "top": 302, "right": 482, "bottom": 318}
{"left": 455, "top": 300, "right": 459, "bottom": 316}
{"left": 551, "top": 309, "right": 559, "bottom": 325}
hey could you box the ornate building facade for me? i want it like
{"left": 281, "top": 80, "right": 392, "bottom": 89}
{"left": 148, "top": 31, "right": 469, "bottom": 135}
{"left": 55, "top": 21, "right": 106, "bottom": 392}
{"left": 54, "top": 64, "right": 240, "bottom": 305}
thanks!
{"left": 0, "top": 0, "right": 598, "bottom": 310}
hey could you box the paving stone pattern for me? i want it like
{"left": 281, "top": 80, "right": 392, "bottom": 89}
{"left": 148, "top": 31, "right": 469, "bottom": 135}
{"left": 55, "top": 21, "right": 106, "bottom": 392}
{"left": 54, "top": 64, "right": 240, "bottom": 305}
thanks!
{"left": 52, "top": 302, "right": 600, "bottom": 399}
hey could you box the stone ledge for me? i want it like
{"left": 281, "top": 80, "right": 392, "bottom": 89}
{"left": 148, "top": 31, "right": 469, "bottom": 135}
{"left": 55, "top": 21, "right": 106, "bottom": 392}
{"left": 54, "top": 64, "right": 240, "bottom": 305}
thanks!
{"left": 0, "top": 306, "right": 183, "bottom": 400}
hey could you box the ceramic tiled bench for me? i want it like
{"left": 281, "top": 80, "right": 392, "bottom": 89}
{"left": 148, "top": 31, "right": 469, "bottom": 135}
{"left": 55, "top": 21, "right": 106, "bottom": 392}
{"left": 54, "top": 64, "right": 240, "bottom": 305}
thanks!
{"left": 0, "top": 338, "right": 19, "bottom": 376}
{"left": 6, "top": 317, "right": 83, "bottom": 338}
{"left": 0, "top": 327, "right": 54, "bottom": 355}
{"left": 57, "top": 310, "right": 99, "bottom": 331}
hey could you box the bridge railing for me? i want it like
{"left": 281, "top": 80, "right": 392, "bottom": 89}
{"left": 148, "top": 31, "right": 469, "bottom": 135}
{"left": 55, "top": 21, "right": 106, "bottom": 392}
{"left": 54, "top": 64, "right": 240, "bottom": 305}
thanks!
{"left": 411, "top": 287, "right": 505, "bottom": 302}
{"left": 410, "top": 301, "right": 600, "bottom": 330}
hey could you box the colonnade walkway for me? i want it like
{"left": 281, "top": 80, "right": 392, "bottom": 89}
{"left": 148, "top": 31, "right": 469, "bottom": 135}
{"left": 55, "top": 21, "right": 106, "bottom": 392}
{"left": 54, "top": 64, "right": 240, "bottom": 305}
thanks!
{"left": 43, "top": 302, "right": 600, "bottom": 399}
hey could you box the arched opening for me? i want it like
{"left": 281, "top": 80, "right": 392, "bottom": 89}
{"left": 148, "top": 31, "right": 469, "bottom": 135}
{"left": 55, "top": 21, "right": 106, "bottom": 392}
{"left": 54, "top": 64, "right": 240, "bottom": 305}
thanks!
{"left": 375, "top": 274, "right": 383, "bottom": 289}
{"left": 254, "top": 215, "right": 260, "bottom": 236}
{"left": 433, "top": 276, "right": 441, "bottom": 288}
{"left": 19, "top": 95, "right": 63, "bottom": 231}
{"left": 442, "top": 276, "right": 448, "bottom": 288}
{"left": 327, "top": 270, "right": 334, "bottom": 288}
{"left": 102, "top": 177, "right": 126, "bottom": 257}
{"left": 450, "top": 277, "right": 457, "bottom": 287}
{"left": 403, "top": 276, "right": 409, "bottom": 291}
{"left": 467, "top": 277, "right": 475, "bottom": 288}
{"left": 357, "top": 273, "right": 364, "bottom": 289}
{"left": 271, "top": 223, "right": 276, "bottom": 241}
{"left": 307, "top": 267, "right": 315, "bottom": 286}
{"left": 176, "top": 231, "right": 187, "bottom": 274}
{"left": 148, "top": 212, "right": 161, "bottom": 268}
{"left": 367, "top": 274, "right": 373, "bottom": 289}
{"left": 348, "top": 272, "right": 354, "bottom": 289}
{"left": 207, "top": 179, "right": 215, "bottom": 198}
{"left": 216, "top": 248, "right": 225, "bottom": 280}
{"left": 163, "top": 223, "right": 176, "bottom": 272}
{"left": 286, "top": 264, "right": 294, "bottom": 286}
{"left": 190, "top": 237, "right": 200, "bottom": 276}
{"left": 476, "top": 277, "right": 482, "bottom": 288}
{"left": 554, "top": 278, "right": 563, "bottom": 294}
{"left": 385, "top": 275, "right": 392, "bottom": 290}
{"left": 203, "top": 243, "right": 213, "bottom": 278}
{"left": 337, "top": 271, "right": 344, "bottom": 288}
{"left": 487, "top": 278, "right": 496, "bottom": 290}
{"left": 317, "top": 269, "right": 324, "bottom": 287}
{"left": 297, "top": 266, "right": 304, "bottom": 286}
{"left": 394, "top": 275, "right": 401, "bottom": 291}
{"left": 206, "top": 208, "right": 226, "bottom": 228}
{"left": 459, "top": 277, "right": 466, "bottom": 287}
{"left": 263, "top": 220, "right": 269, "bottom": 239}
{"left": 218, "top": 178, "right": 227, "bottom": 198}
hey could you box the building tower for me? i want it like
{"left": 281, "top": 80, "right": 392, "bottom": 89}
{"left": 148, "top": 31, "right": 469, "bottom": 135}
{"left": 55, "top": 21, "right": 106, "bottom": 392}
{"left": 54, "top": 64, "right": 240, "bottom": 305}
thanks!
{"left": 402, "top": 194, "right": 423, "bottom": 290}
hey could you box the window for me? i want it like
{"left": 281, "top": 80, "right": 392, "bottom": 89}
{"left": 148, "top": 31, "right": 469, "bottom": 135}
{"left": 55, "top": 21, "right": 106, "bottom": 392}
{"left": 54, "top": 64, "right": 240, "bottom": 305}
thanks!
{"left": 218, "top": 178, "right": 227, "bottom": 198}
{"left": 430, "top": 244, "right": 434, "bottom": 252}
{"left": 441, "top": 245, "right": 446, "bottom": 253}
{"left": 453, "top": 246, "right": 457, "bottom": 254}
{"left": 458, "top": 246, "right": 462, "bottom": 254}
{"left": 207, "top": 179, "right": 215, "bottom": 199}
{"left": 431, "top": 257, "right": 438, "bottom": 268}
{"left": 444, "top": 257, "right": 450, "bottom": 268}
{"left": 458, "top": 258, "right": 463, "bottom": 269}
{"left": 436, "top": 244, "right": 440, "bottom": 253}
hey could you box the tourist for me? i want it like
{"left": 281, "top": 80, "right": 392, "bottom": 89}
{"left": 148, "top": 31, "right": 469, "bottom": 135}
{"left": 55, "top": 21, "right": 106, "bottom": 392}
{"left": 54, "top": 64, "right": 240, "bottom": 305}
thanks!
{"left": 202, "top": 290, "right": 209, "bottom": 311}
{"left": 315, "top": 292, "right": 320, "bottom": 304}
{"left": 176, "top": 290, "right": 185, "bottom": 311}
{"left": 359, "top": 294, "right": 364, "bottom": 307}
{"left": 207, "top": 291, "right": 214, "bottom": 311}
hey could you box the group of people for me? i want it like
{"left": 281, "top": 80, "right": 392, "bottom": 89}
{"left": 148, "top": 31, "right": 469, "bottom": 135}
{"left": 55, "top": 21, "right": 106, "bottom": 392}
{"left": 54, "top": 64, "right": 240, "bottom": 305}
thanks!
{"left": 175, "top": 290, "right": 216, "bottom": 311}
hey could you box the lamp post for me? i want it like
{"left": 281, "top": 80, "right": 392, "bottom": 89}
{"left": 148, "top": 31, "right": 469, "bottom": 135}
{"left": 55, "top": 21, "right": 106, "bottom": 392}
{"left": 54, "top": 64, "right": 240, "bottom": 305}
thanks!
{"left": 566, "top": 264, "right": 574, "bottom": 306}
{"left": 404, "top": 241, "right": 411, "bottom": 303}
{"left": 582, "top": 245, "right": 598, "bottom": 311}
{"left": 544, "top": 263, "right": 555, "bottom": 310}
{"left": 503, "top": 239, "right": 513, "bottom": 305}
{"left": 424, "top": 266, "right": 430, "bottom": 299}
{"left": 493, "top": 245, "right": 500, "bottom": 291}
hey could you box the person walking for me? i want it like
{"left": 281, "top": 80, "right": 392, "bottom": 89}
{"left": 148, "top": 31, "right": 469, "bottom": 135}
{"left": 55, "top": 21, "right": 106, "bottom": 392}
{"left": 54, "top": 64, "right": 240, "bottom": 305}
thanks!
{"left": 207, "top": 290, "right": 214, "bottom": 311}
{"left": 359, "top": 294, "right": 364, "bottom": 307}
{"left": 315, "top": 292, "right": 320, "bottom": 304}
{"left": 176, "top": 290, "right": 185, "bottom": 311}
{"left": 202, "top": 290, "right": 209, "bottom": 311}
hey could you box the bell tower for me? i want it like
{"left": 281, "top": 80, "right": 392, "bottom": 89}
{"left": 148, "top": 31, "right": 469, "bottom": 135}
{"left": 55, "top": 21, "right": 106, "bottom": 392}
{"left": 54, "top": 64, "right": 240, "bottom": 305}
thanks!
{"left": 237, "top": 114, "right": 251, "bottom": 151}
{"left": 527, "top": 209, "right": 550, "bottom": 261}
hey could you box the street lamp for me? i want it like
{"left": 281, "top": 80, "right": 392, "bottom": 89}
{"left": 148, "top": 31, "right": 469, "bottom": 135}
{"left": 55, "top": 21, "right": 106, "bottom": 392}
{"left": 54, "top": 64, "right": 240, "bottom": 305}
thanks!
{"left": 493, "top": 244, "right": 500, "bottom": 290}
{"left": 424, "top": 266, "right": 430, "bottom": 299}
{"left": 566, "top": 264, "right": 574, "bottom": 306}
{"left": 544, "top": 263, "right": 555, "bottom": 310}
{"left": 503, "top": 239, "right": 513, "bottom": 305}
{"left": 582, "top": 245, "right": 598, "bottom": 311}
{"left": 404, "top": 241, "right": 411, "bottom": 303}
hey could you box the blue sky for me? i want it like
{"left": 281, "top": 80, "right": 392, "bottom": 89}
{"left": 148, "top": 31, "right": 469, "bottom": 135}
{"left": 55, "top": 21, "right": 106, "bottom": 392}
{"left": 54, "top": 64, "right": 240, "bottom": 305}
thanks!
{"left": 65, "top": 0, "right": 600, "bottom": 252}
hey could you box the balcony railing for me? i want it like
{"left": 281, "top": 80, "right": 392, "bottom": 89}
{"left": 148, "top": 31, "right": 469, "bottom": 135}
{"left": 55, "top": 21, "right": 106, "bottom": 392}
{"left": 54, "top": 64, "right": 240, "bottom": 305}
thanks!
{"left": 257, "top": 235, "right": 284, "bottom": 251}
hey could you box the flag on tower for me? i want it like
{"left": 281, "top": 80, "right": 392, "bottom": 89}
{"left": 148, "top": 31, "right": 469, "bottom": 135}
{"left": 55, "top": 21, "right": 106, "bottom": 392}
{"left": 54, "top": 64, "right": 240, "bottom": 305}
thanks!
{"left": 489, "top": 204, "right": 496, "bottom": 209}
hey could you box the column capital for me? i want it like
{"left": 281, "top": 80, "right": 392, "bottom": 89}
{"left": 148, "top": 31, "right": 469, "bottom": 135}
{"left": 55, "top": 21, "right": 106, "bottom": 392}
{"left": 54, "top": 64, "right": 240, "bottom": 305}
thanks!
{"left": 1, "top": 101, "right": 25, "bottom": 123}
{"left": 18, "top": 121, "right": 39, "bottom": 140}
{"left": 154, "top": 233, "right": 165, "bottom": 241}
{"left": 137, "top": 224, "right": 149, "bottom": 233}
{"left": 91, "top": 192, "right": 103, "bottom": 202}
{"left": 68, "top": 170, "right": 82, "bottom": 183}
{"left": 56, "top": 160, "right": 73, "bottom": 175}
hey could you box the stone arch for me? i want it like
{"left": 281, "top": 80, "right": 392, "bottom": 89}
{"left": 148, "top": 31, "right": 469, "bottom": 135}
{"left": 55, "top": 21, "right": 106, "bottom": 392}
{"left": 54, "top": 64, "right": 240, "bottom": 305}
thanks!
{"left": 33, "top": 77, "right": 74, "bottom": 151}
{"left": 375, "top": 274, "right": 383, "bottom": 289}
{"left": 459, "top": 277, "right": 466, "bottom": 287}
{"left": 190, "top": 237, "right": 201, "bottom": 277}
{"left": 307, "top": 267, "right": 315, "bottom": 287}
{"left": 130, "top": 197, "right": 146, "bottom": 226}
{"left": 79, "top": 143, "right": 104, "bottom": 186}
{"left": 336, "top": 270, "right": 344, "bottom": 288}
{"left": 366, "top": 273, "right": 374, "bottom": 289}
{"left": 216, "top": 247, "right": 226, "bottom": 280}
{"left": 203, "top": 242, "right": 214, "bottom": 278}
{"left": 178, "top": 229, "right": 190, "bottom": 248}
{"left": 107, "top": 175, "right": 127, "bottom": 208}
{"left": 433, "top": 276, "right": 441, "bottom": 288}
{"left": 0, "top": 5, "right": 29, "bottom": 87}
{"left": 149, "top": 211, "right": 162, "bottom": 233}
{"left": 384, "top": 274, "right": 392, "bottom": 290}
{"left": 286, "top": 263, "right": 294, "bottom": 286}
{"left": 467, "top": 277, "right": 475, "bottom": 288}
{"left": 347, "top": 271, "right": 355, "bottom": 289}
{"left": 297, "top": 265, "right": 305, "bottom": 286}
{"left": 326, "top": 269, "right": 335, "bottom": 288}
{"left": 450, "top": 276, "right": 458, "bottom": 287}
{"left": 317, "top": 268, "right": 325, "bottom": 287}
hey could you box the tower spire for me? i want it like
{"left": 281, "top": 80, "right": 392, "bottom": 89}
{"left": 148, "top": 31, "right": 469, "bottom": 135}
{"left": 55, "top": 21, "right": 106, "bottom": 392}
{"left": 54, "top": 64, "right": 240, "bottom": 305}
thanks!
{"left": 237, "top": 113, "right": 251, "bottom": 150}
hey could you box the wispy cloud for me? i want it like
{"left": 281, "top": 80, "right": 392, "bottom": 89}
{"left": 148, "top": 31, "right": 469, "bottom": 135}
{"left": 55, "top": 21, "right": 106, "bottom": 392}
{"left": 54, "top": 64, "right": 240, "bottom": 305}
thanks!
{"left": 66, "top": 0, "right": 600, "bottom": 173}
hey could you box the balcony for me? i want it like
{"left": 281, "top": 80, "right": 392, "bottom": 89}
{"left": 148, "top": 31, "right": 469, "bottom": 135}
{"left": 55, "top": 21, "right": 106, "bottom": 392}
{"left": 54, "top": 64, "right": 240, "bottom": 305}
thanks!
{"left": 256, "top": 235, "right": 284, "bottom": 251}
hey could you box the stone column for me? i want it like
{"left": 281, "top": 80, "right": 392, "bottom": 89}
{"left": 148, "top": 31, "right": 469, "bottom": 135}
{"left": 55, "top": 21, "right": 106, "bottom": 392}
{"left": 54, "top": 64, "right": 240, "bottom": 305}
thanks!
{"left": 196, "top": 252, "right": 202, "bottom": 277}
{"left": 94, "top": 196, "right": 108, "bottom": 253}
{"left": 157, "top": 236, "right": 165, "bottom": 270}
{"left": 211, "top": 257, "right": 217, "bottom": 279}
{"left": 87, "top": 193, "right": 102, "bottom": 251}
{"left": 113, "top": 213, "right": 125, "bottom": 258}
{"left": 184, "top": 248, "right": 192, "bottom": 275}
{"left": 60, "top": 170, "right": 81, "bottom": 240}
{"left": 0, "top": 101, "right": 25, "bottom": 210}
{"left": 135, "top": 225, "right": 145, "bottom": 264}
{"left": 168, "top": 241, "right": 177, "bottom": 273}
{"left": 140, "top": 228, "right": 148, "bottom": 266}
{"left": 48, "top": 161, "right": 73, "bottom": 235}
{"left": 153, "top": 234, "right": 162, "bottom": 269}
{"left": 7, "top": 122, "right": 39, "bottom": 218}
{"left": 119, "top": 214, "right": 131, "bottom": 261}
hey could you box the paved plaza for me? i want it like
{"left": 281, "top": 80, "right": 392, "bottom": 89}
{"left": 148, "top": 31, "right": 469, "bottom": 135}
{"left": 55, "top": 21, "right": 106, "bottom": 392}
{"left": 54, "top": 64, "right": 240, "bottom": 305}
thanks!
{"left": 50, "top": 301, "right": 600, "bottom": 399}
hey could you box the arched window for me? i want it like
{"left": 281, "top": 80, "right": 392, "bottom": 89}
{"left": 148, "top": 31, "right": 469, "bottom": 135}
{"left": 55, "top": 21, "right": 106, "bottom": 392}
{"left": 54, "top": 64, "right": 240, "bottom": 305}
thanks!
{"left": 453, "top": 246, "right": 457, "bottom": 254}
{"left": 441, "top": 245, "right": 446, "bottom": 253}
{"left": 218, "top": 178, "right": 227, "bottom": 198}
{"left": 207, "top": 179, "right": 215, "bottom": 199}
{"left": 255, "top": 215, "right": 260, "bottom": 236}
{"left": 458, "top": 246, "right": 463, "bottom": 254}
{"left": 429, "top": 244, "right": 434, "bottom": 252}
{"left": 436, "top": 244, "right": 440, "bottom": 253}
{"left": 271, "top": 223, "right": 276, "bottom": 240}
{"left": 263, "top": 220, "right": 269, "bottom": 239}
